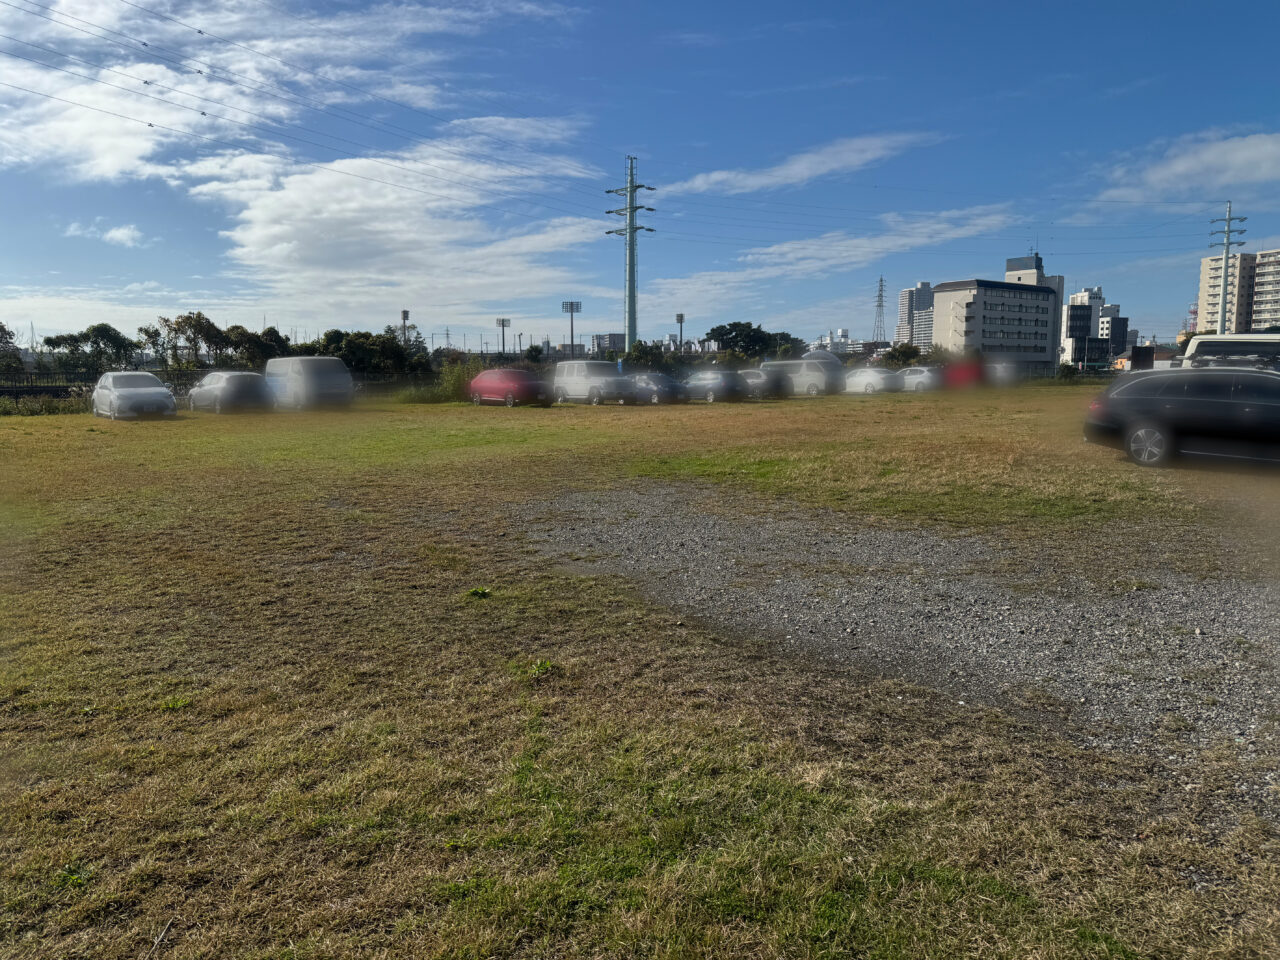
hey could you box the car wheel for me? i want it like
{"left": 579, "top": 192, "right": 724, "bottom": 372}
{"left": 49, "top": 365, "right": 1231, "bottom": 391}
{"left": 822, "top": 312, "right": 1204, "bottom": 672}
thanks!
{"left": 505, "top": 392, "right": 516, "bottom": 407}
{"left": 806, "top": 384, "right": 819, "bottom": 396}
{"left": 214, "top": 397, "right": 223, "bottom": 415}
{"left": 472, "top": 393, "right": 482, "bottom": 405}
{"left": 588, "top": 389, "right": 602, "bottom": 405}
{"left": 915, "top": 382, "right": 927, "bottom": 392}
{"left": 864, "top": 383, "right": 876, "bottom": 394}
{"left": 554, "top": 388, "right": 568, "bottom": 404}
{"left": 705, "top": 390, "right": 716, "bottom": 403}
{"left": 650, "top": 392, "right": 660, "bottom": 404}
{"left": 1125, "top": 423, "right": 1172, "bottom": 466}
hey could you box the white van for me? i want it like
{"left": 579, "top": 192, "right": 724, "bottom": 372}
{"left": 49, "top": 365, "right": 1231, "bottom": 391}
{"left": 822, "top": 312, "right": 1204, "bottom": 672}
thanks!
{"left": 1174, "top": 334, "right": 1280, "bottom": 368}
{"left": 264, "top": 356, "right": 355, "bottom": 409}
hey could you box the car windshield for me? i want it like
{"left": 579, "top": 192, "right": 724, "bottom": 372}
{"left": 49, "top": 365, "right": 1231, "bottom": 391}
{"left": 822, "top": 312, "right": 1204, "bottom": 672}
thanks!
{"left": 307, "top": 358, "right": 350, "bottom": 379}
{"left": 112, "top": 374, "right": 163, "bottom": 389}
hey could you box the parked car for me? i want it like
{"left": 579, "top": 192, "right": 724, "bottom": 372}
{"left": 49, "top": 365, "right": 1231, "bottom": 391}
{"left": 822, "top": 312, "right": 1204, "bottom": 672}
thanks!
{"left": 187, "top": 371, "right": 273, "bottom": 413}
{"left": 91, "top": 371, "right": 177, "bottom": 420}
{"left": 1084, "top": 368, "right": 1280, "bottom": 466}
{"left": 470, "top": 368, "right": 550, "bottom": 406}
{"left": 685, "top": 368, "right": 750, "bottom": 402}
{"left": 264, "top": 356, "right": 355, "bottom": 409}
{"left": 899, "top": 366, "right": 941, "bottom": 392}
{"left": 552, "top": 361, "right": 636, "bottom": 404}
{"left": 631, "top": 371, "right": 688, "bottom": 404}
{"left": 845, "top": 368, "right": 902, "bottom": 394}
{"left": 740, "top": 368, "right": 788, "bottom": 400}
{"left": 759, "top": 359, "right": 841, "bottom": 396}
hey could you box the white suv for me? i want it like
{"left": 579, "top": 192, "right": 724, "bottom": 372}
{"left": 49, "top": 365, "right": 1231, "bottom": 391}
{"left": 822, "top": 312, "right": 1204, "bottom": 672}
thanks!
{"left": 552, "top": 361, "right": 637, "bottom": 405}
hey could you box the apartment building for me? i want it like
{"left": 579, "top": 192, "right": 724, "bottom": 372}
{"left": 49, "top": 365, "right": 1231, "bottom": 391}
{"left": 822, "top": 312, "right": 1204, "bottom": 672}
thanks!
{"left": 590, "top": 333, "right": 626, "bottom": 355}
{"left": 895, "top": 281, "right": 932, "bottom": 346}
{"left": 931, "top": 279, "right": 1057, "bottom": 374}
{"left": 1197, "top": 252, "right": 1256, "bottom": 333}
{"left": 1253, "top": 249, "right": 1280, "bottom": 330}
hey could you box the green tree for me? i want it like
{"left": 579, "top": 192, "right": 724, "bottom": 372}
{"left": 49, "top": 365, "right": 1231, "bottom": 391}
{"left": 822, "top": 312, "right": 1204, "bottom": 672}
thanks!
{"left": 0, "top": 322, "right": 23, "bottom": 373}
{"left": 706, "top": 322, "right": 772, "bottom": 359}
{"left": 881, "top": 343, "right": 921, "bottom": 369}
{"left": 524, "top": 343, "right": 544, "bottom": 363}
{"left": 766, "top": 330, "right": 807, "bottom": 359}
{"left": 623, "top": 340, "right": 667, "bottom": 370}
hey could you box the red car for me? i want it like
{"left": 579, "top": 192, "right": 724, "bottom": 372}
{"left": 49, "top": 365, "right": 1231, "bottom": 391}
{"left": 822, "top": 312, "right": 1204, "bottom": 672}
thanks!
{"left": 469, "top": 368, "right": 551, "bottom": 407}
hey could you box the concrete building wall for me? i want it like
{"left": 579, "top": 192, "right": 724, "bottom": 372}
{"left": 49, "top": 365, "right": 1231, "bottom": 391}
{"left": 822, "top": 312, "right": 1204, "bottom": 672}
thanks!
{"left": 933, "top": 279, "right": 1056, "bottom": 373}
{"left": 1198, "top": 252, "right": 1256, "bottom": 334}
{"left": 1253, "top": 249, "right": 1280, "bottom": 330}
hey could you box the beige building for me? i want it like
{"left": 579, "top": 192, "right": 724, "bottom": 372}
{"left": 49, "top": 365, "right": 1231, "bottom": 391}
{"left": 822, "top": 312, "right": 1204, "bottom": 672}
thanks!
{"left": 1197, "top": 252, "right": 1256, "bottom": 333}
{"left": 1253, "top": 249, "right": 1280, "bottom": 331}
{"left": 932, "top": 279, "right": 1057, "bottom": 373}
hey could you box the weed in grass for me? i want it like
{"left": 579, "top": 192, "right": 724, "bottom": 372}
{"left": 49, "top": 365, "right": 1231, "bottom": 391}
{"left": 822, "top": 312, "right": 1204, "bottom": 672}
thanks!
{"left": 51, "top": 862, "right": 94, "bottom": 890}
{"left": 159, "top": 696, "right": 191, "bottom": 711}
{"left": 467, "top": 586, "right": 491, "bottom": 599}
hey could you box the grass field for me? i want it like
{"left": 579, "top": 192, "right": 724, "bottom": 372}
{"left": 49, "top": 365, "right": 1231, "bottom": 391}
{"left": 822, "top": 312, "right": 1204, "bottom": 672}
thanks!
{"left": 2, "top": 387, "right": 1278, "bottom": 958}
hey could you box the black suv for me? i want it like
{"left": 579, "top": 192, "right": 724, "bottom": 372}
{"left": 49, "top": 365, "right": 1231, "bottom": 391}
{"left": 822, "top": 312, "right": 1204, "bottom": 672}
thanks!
{"left": 1085, "top": 368, "right": 1280, "bottom": 466}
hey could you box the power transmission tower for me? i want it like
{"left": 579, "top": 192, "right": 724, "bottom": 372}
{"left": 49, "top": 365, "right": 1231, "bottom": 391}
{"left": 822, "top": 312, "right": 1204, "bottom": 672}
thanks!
{"left": 607, "top": 156, "right": 655, "bottom": 352}
{"left": 1210, "top": 202, "right": 1247, "bottom": 334}
{"left": 872, "top": 276, "right": 886, "bottom": 342}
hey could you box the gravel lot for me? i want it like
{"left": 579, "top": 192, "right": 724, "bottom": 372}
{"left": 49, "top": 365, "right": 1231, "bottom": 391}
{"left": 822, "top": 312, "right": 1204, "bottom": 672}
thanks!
{"left": 516, "top": 483, "right": 1279, "bottom": 806}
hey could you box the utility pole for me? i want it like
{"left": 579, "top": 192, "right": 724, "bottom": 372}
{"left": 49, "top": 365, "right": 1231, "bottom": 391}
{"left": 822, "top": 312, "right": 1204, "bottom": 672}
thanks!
{"left": 496, "top": 318, "right": 510, "bottom": 356}
{"left": 517, "top": 332, "right": 524, "bottom": 354}
{"left": 1210, "top": 202, "right": 1247, "bottom": 334}
{"left": 872, "top": 276, "right": 886, "bottom": 342}
{"left": 607, "top": 156, "right": 655, "bottom": 352}
{"left": 401, "top": 309, "right": 409, "bottom": 346}
{"left": 676, "top": 313, "right": 684, "bottom": 354}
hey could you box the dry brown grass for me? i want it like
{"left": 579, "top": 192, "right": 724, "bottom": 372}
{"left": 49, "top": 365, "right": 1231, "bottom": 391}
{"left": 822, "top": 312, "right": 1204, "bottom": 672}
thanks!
{"left": 2, "top": 390, "right": 1278, "bottom": 958}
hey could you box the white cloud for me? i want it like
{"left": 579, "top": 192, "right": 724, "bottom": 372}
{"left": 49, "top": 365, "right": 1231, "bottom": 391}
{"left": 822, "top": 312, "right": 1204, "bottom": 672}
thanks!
{"left": 1095, "top": 131, "right": 1280, "bottom": 203}
{"left": 102, "top": 225, "right": 144, "bottom": 247}
{"left": 642, "top": 204, "right": 1017, "bottom": 323}
{"left": 63, "top": 219, "right": 150, "bottom": 247}
{"left": 661, "top": 134, "right": 939, "bottom": 196}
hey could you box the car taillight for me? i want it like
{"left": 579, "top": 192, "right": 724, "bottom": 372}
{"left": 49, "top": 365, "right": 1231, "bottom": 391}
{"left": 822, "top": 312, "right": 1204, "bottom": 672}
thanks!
{"left": 1088, "top": 398, "right": 1105, "bottom": 414}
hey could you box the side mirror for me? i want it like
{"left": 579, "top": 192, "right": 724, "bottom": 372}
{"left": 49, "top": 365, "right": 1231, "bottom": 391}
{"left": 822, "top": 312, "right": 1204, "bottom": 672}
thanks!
{"left": 164, "top": 382, "right": 173, "bottom": 391}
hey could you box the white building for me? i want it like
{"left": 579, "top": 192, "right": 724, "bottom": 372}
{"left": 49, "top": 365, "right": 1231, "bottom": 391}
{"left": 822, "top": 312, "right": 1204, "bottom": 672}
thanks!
{"left": 896, "top": 281, "right": 933, "bottom": 347}
{"left": 808, "top": 328, "right": 859, "bottom": 355}
{"left": 1252, "top": 249, "right": 1280, "bottom": 330}
{"left": 1197, "top": 252, "right": 1256, "bottom": 334}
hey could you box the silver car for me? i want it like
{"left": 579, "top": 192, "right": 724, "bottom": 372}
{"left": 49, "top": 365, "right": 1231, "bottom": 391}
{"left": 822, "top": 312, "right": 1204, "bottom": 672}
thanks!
{"left": 187, "top": 371, "right": 273, "bottom": 413}
{"left": 845, "top": 368, "right": 902, "bottom": 394}
{"left": 91, "top": 371, "right": 177, "bottom": 419}
{"left": 552, "top": 361, "right": 637, "bottom": 405}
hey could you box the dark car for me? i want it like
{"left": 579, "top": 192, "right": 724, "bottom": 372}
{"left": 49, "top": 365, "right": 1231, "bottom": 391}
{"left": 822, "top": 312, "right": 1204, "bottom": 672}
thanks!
{"left": 631, "top": 371, "right": 688, "bottom": 404}
{"left": 187, "top": 371, "right": 273, "bottom": 413}
{"left": 684, "top": 368, "right": 750, "bottom": 403}
{"left": 1084, "top": 368, "right": 1280, "bottom": 466}
{"left": 470, "top": 368, "right": 550, "bottom": 407}
{"left": 740, "top": 368, "right": 788, "bottom": 400}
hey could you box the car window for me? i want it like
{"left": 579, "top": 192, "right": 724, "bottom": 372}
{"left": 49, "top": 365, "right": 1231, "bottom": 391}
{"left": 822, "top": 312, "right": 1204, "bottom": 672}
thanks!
{"left": 112, "top": 373, "right": 163, "bottom": 389}
{"left": 1234, "top": 375, "right": 1280, "bottom": 403}
{"left": 1181, "top": 375, "right": 1234, "bottom": 401}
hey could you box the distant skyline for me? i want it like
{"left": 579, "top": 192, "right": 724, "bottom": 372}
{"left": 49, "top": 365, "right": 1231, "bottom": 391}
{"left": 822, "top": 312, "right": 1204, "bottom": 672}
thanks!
{"left": 3, "top": 0, "right": 1280, "bottom": 348}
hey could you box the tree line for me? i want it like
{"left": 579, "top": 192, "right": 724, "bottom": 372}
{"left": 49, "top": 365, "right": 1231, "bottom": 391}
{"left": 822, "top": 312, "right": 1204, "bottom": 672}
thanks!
{"left": 10, "top": 313, "right": 433, "bottom": 379}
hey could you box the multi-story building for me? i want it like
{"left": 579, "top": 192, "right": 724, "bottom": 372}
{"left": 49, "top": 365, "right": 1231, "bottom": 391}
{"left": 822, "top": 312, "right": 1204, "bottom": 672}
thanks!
{"left": 931, "top": 279, "right": 1057, "bottom": 374}
{"left": 590, "top": 333, "right": 625, "bottom": 355}
{"left": 1253, "top": 249, "right": 1280, "bottom": 331}
{"left": 1098, "top": 313, "right": 1129, "bottom": 355}
{"left": 910, "top": 307, "right": 934, "bottom": 350}
{"left": 1197, "top": 252, "right": 1257, "bottom": 334}
{"left": 895, "top": 282, "right": 932, "bottom": 345}
{"left": 808, "top": 328, "right": 859, "bottom": 355}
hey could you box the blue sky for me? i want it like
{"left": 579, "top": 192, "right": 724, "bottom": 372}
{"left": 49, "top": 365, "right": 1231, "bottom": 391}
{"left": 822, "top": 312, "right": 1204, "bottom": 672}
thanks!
{"left": 3, "top": 0, "right": 1280, "bottom": 350}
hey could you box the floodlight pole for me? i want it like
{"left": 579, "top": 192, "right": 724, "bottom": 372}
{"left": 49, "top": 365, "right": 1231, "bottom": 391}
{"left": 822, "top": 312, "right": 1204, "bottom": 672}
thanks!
{"left": 562, "top": 301, "right": 582, "bottom": 359}
{"left": 1210, "top": 201, "right": 1247, "bottom": 334}
{"left": 496, "top": 318, "right": 510, "bottom": 356}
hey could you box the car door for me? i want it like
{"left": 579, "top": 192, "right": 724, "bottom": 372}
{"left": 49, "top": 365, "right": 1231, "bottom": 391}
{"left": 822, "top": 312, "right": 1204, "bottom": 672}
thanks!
{"left": 1173, "top": 372, "right": 1239, "bottom": 451}
{"left": 1232, "top": 373, "right": 1280, "bottom": 457}
{"left": 92, "top": 375, "right": 109, "bottom": 414}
